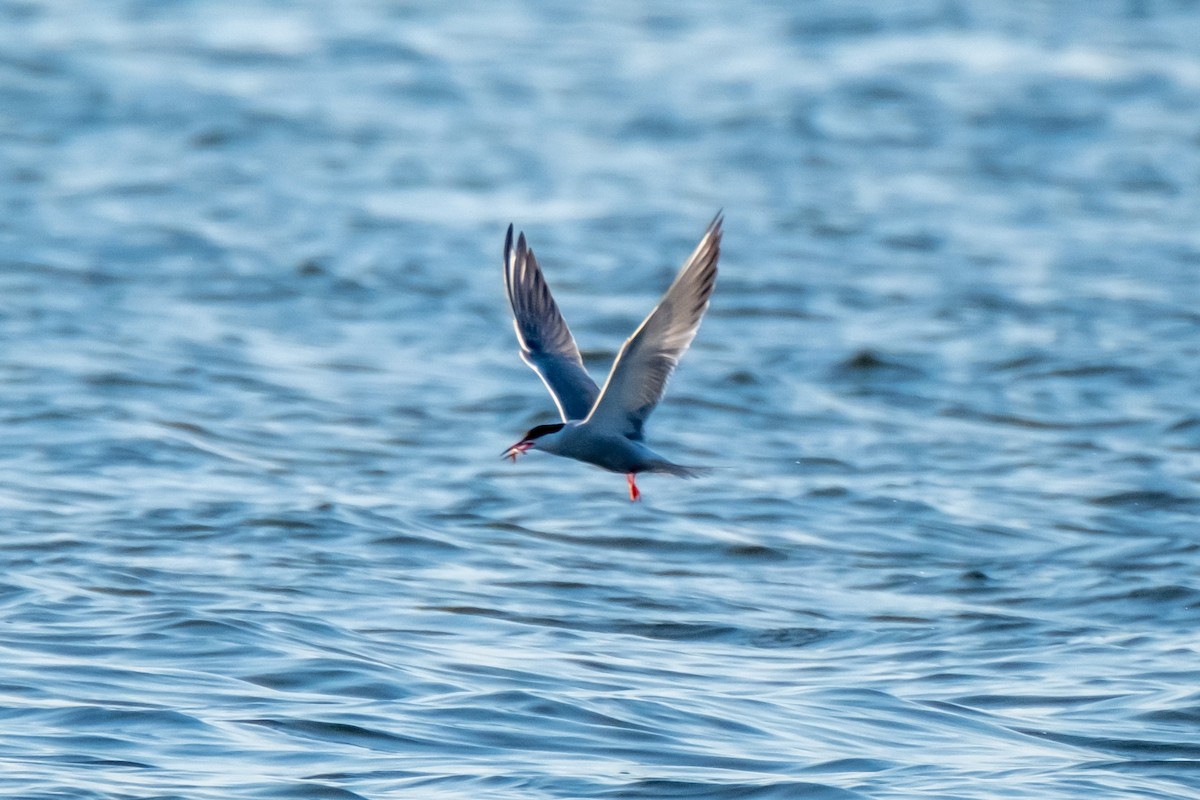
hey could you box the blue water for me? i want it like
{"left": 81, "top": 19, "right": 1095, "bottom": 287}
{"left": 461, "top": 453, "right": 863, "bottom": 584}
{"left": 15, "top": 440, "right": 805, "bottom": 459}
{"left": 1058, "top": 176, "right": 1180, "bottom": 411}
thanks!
{"left": 3, "top": 1, "right": 1200, "bottom": 798}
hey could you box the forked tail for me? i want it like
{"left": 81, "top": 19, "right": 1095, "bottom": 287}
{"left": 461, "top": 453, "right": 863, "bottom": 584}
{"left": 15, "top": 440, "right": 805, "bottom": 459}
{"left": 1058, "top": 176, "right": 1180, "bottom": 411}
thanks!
{"left": 647, "top": 461, "right": 711, "bottom": 478}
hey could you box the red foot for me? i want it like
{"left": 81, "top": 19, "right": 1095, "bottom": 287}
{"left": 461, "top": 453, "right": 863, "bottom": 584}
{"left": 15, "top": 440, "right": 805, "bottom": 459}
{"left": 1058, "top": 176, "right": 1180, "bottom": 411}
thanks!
{"left": 627, "top": 473, "right": 640, "bottom": 502}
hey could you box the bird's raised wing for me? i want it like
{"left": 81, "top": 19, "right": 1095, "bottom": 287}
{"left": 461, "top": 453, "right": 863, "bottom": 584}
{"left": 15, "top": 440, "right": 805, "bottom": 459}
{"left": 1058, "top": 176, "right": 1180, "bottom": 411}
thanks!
{"left": 583, "top": 213, "right": 722, "bottom": 440}
{"left": 504, "top": 224, "right": 601, "bottom": 421}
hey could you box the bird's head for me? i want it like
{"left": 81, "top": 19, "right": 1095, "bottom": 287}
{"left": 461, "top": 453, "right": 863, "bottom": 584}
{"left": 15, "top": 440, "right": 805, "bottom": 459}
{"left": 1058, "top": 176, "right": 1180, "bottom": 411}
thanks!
{"left": 502, "top": 422, "right": 565, "bottom": 462}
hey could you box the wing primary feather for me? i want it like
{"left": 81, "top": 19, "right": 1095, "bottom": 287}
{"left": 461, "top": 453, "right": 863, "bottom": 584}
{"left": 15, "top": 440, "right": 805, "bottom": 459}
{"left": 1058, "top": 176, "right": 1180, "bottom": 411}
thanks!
{"left": 583, "top": 213, "right": 723, "bottom": 439}
{"left": 503, "top": 224, "right": 601, "bottom": 421}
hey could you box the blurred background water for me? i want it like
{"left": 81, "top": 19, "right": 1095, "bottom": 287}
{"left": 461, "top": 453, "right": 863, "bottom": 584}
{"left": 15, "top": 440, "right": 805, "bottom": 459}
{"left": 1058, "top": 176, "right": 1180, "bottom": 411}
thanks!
{"left": 2, "top": 1, "right": 1200, "bottom": 798}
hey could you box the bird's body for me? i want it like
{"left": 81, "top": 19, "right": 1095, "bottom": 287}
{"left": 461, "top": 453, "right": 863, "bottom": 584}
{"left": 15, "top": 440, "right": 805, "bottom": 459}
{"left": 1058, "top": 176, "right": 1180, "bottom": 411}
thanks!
{"left": 501, "top": 214, "right": 723, "bottom": 501}
{"left": 528, "top": 422, "right": 701, "bottom": 477}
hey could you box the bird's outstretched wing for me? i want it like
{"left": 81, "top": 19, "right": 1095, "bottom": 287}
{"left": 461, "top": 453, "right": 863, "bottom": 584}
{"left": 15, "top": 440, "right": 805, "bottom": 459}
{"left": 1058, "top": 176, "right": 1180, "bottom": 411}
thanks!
{"left": 504, "top": 224, "right": 601, "bottom": 421}
{"left": 583, "top": 213, "right": 722, "bottom": 440}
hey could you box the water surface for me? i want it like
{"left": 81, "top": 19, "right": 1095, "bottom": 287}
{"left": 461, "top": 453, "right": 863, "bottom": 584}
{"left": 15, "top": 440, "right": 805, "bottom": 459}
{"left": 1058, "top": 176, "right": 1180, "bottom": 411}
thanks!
{"left": 2, "top": 1, "right": 1200, "bottom": 798}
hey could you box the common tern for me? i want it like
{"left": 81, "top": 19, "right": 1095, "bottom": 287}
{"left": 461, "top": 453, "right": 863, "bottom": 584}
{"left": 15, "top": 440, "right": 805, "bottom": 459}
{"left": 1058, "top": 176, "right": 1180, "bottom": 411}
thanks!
{"left": 501, "top": 213, "right": 722, "bottom": 501}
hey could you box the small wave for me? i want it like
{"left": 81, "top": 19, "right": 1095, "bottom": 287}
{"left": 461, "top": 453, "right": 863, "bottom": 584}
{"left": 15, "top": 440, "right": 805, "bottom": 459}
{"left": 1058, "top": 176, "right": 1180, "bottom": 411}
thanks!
{"left": 1089, "top": 490, "right": 1197, "bottom": 509}
{"left": 599, "top": 778, "right": 864, "bottom": 799}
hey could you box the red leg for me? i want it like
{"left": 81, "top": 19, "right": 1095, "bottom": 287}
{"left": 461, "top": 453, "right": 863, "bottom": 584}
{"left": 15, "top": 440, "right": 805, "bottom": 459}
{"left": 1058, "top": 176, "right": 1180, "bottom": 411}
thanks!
{"left": 626, "top": 473, "right": 640, "bottom": 502}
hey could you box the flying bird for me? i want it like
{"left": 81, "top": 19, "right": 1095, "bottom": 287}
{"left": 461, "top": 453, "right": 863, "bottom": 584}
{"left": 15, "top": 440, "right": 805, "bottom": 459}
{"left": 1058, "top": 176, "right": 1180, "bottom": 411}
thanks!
{"left": 501, "top": 213, "right": 722, "bottom": 501}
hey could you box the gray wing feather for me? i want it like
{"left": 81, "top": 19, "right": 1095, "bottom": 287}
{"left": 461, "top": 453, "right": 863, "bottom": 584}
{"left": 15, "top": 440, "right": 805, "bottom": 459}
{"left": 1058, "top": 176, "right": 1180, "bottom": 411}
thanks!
{"left": 504, "top": 224, "right": 600, "bottom": 421}
{"left": 584, "top": 213, "right": 722, "bottom": 440}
